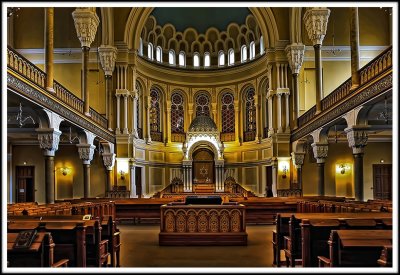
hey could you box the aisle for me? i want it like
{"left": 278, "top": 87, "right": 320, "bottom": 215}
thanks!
{"left": 118, "top": 224, "right": 275, "bottom": 268}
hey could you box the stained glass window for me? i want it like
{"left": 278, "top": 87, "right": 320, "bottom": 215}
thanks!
{"left": 171, "top": 92, "right": 184, "bottom": 133}
{"left": 150, "top": 88, "right": 161, "bottom": 133}
{"left": 244, "top": 88, "right": 256, "bottom": 141}
{"left": 195, "top": 93, "right": 210, "bottom": 117}
{"left": 221, "top": 93, "right": 235, "bottom": 133}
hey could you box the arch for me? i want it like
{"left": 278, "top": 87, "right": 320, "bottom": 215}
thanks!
{"left": 194, "top": 91, "right": 211, "bottom": 117}
{"left": 290, "top": 7, "right": 303, "bottom": 44}
{"left": 156, "top": 46, "right": 163, "bottom": 62}
{"left": 178, "top": 51, "right": 186, "bottom": 66}
{"left": 241, "top": 45, "right": 247, "bottom": 63}
{"left": 193, "top": 52, "right": 200, "bottom": 67}
{"left": 204, "top": 52, "right": 211, "bottom": 67}
{"left": 218, "top": 50, "right": 225, "bottom": 67}
{"left": 228, "top": 48, "right": 235, "bottom": 66}
{"left": 126, "top": 7, "right": 279, "bottom": 51}
{"left": 168, "top": 49, "right": 176, "bottom": 65}
{"left": 187, "top": 140, "right": 219, "bottom": 162}
{"left": 171, "top": 91, "right": 185, "bottom": 133}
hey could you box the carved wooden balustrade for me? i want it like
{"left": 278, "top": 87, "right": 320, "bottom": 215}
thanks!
{"left": 7, "top": 46, "right": 108, "bottom": 131}
{"left": 294, "top": 46, "right": 392, "bottom": 140}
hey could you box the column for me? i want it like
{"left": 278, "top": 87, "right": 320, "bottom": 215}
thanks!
{"left": 291, "top": 152, "right": 305, "bottom": 190}
{"left": 311, "top": 143, "right": 328, "bottom": 196}
{"left": 146, "top": 95, "right": 152, "bottom": 143}
{"left": 286, "top": 43, "right": 305, "bottom": 129}
{"left": 37, "top": 129, "right": 62, "bottom": 203}
{"left": 276, "top": 93, "right": 283, "bottom": 133}
{"left": 129, "top": 159, "right": 137, "bottom": 198}
{"left": 234, "top": 100, "right": 240, "bottom": 142}
{"left": 102, "top": 152, "right": 115, "bottom": 193}
{"left": 115, "top": 94, "right": 121, "bottom": 134}
{"left": 276, "top": 63, "right": 281, "bottom": 88}
{"left": 284, "top": 92, "right": 290, "bottom": 132}
{"left": 211, "top": 102, "right": 217, "bottom": 122}
{"left": 350, "top": 7, "right": 360, "bottom": 89}
{"left": 132, "top": 91, "right": 139, "bottom": 138}
{"left": 345, "top": 126, "right": 369, "bottom": 201}
{"left": 98, "top": 45, "right": 117, "bottom": 131}
{"left": 271, "top": 159, "right": 278, "bottom": 197}
{"left": 304, "top": 8, "right": 330, "bottom": 114}
{"left": 77, "top": 144, "right": 95, "bottom": 198}
{"left": 123, "top": 94, "right": 129, "bottom": 134}
{"left": 166, "top": 100, "right": 171, "bottom": 144}
{"left": 45, "top": 7, "right": 54, "bottom": 93}
{"left": 254, "top": 95, "right": 261, "bottom": 142}
{"left": 267, "top": 90, "right": 274, "bottom": 136}
{"left": 72, "top": 8, "right": 100, "bottom": 117}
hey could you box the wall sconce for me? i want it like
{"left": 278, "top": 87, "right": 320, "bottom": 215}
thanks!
{"left": 59, "top": 167, "right": 71, "bottom": 176}
{"left": 282, "top": 165, "right": 288, "bottom": 179}
{"left": 119, "top": 170, "right": 125, "bottom": 180}
{"left": 336, "top": 164, "right": 349, "bottom": 175}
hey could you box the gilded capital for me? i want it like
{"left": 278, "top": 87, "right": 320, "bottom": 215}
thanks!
{"left": 37, "top": 129, "right": 62, "bottom": 156}
{"left": 72, "top": 8, "right": 100, "bottom": 48}
{"left": 76, "top": 144, "right": 96, "bottom": 164}
{"left": 303, "top": 8, "right": 330, "bottom": 45}
{"left": 102, "top": 153, "right": 116, "bottom": 169}
{"left": 291, "top": 152, "right": 305, "bottom": 168}
{"left": 285, "top": 43, "right": 305, "bottom": 75}
{"left": 98, "top": 45, "right": 117, "bottom": 77}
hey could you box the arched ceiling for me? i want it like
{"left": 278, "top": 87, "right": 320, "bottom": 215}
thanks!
{"left": 150, "top": 7, "right": 251, "bottom": 34}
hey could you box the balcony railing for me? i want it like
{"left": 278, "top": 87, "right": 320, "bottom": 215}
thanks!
{"left": 243, "top": 131, "right": 256, "bottom": 142}
{"left": 171, "top": 132, "right": 186, "bottom": 143}
{"left": 150, "top": 131, "right": 163, "bottom": 142}
{"left": 297, "top": 46, "right": 392, "bottom": 129}
{"left": 7, "top": 46, "right": 108, "bottom": 130}
{"left": 220, "top": 132, "right": 235, "bottom": 142}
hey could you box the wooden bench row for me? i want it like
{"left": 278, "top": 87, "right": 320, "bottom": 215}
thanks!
{"left": 7, "top": 215, "right": 121, "bottom": 267}
{"left": 272, "top": 212, "right": 392, "bottom": 267}
{"left": 297, "top": 199, "right": 392, "bottom": 213}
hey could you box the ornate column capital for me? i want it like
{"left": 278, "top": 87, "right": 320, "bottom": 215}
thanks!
{"left": 311, "top": 142, "right": 329, "bottom": 163}
{"left": 36, "top": 128, "right": 62, "bottom": 157}
{"left": 344, "top": 126, "right": 369, "bottom": 154}
{"left": 291, "top": 152, "right": 305, "bottom": 168}
{"left": 76, "top": 144, "right": 96, "bottom": 164}
{"left": 102, "top": 152, "right": 116, "bottom": 170}
{"left": 285, "top": 43, "right": 305, "bottom": 75}
{"left": 72, "top": 8, "right": 99, "bottom": 48}
{"left": 303, "top": 8, "right": 330, "bottom": 45}
{"left": 98, "top": 45, "right": 117, "bottom": 77}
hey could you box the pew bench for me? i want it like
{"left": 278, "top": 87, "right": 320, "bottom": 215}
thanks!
{"left": 7, "top": 232, "right": 69, "bottom": 267}
{"left": 318, "top": 229, "right": 392, "bottom": 267}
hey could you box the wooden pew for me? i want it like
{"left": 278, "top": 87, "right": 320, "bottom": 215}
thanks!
{"left": 7, "top": 216, "right": 110, "bottom": 267}
{"left": 274, "top": 212, "right": 392, "bottom": 267}
{"left": 7, "top": 232, "right": 69, "bottom": 267}
{"left": 318, "top": 230, "right": 392, "bottom": 267}
{"left": 301, "top": 218, "right": 391, "bottom": 267}
{"left": 8, "top": 221, "right": 87, "bottom": 267}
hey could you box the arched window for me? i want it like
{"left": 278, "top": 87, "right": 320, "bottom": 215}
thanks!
{"left": 221, "top": 92, "right": 235, "bottom": 141}
{"left": 228, "top": 48, "right": 235, "bottom": 66}
{"left": 147, "top": 43, "right": 153, "bottom": 60}
{"left": 168, "top": 50, "right": 176, "bottom": 65}
{"left": 139, "top": 38, "right": 143, "bottom": 56}
{"left": 179, "top": 51, "right": 186, "bottom": 67}
{"left": 171, "top": 92, "right": 184, "bottom": 134}
{"left": 244, "top": 87, "right": 256, "bottom": 142}
{"left": 218, "top": 51, "right": 225, "bottom": 66}
{"left": 204, "top": 52, "right": 210, "bottom": 67}
{"left": 149, "top": 87, "right": 163, "bottom": 142}
{"left": 249, "top": 41, "right": 255, "bottom": 60}
{"left": 195, "top": 93, "right": 210, "bottom": 117}
{"left": 136, "top": 81, "right": 143, "bottom": 139}
{"left": 260, "top": 36, "right": 264, "bottom": 55}
{"left": 193, "top": 52, "right": 200, "bottom": 67}
{"left": 156, "top": 46, "right": 162, "bottom": 62}
{"left": 241, "top": 45, "right": 247, "bottom": 62}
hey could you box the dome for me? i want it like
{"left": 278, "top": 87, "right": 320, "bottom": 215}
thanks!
{"left": 188, "top": 115, "right": 218, "bottom": 132}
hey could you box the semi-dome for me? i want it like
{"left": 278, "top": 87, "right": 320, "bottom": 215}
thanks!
{"left": 188, "top": 115, "right": 218, "bottom": 132}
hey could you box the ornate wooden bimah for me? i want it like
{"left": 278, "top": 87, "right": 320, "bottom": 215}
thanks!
{"left": 159, "top": 197, "right": 247, "bottom": 246}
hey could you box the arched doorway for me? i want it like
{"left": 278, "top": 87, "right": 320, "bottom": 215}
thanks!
{"left": 192, "top": 148, "right": 215, "bottom": 192}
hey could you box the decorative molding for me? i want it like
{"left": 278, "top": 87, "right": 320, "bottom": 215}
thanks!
{"left": 102, "top": 152, "right": 116, "bottom": 169}
{"left": 291, "top": 73, "right": 392, "bottom": 141}
{"left": 291, "top": 152, "right": 305, "bottom": 168}
{"left": 7, "top": 73, "right": 115, "bottom": 143}
{"left": 344, "top": 127, "right": 369, "bottom": 154}
{"left": 303, "top": 7, "right": 330, "bottom": 45}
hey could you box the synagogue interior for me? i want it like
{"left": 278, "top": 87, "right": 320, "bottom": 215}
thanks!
{"left": 3, "top": 2, "right": 397, "bottom": 272}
